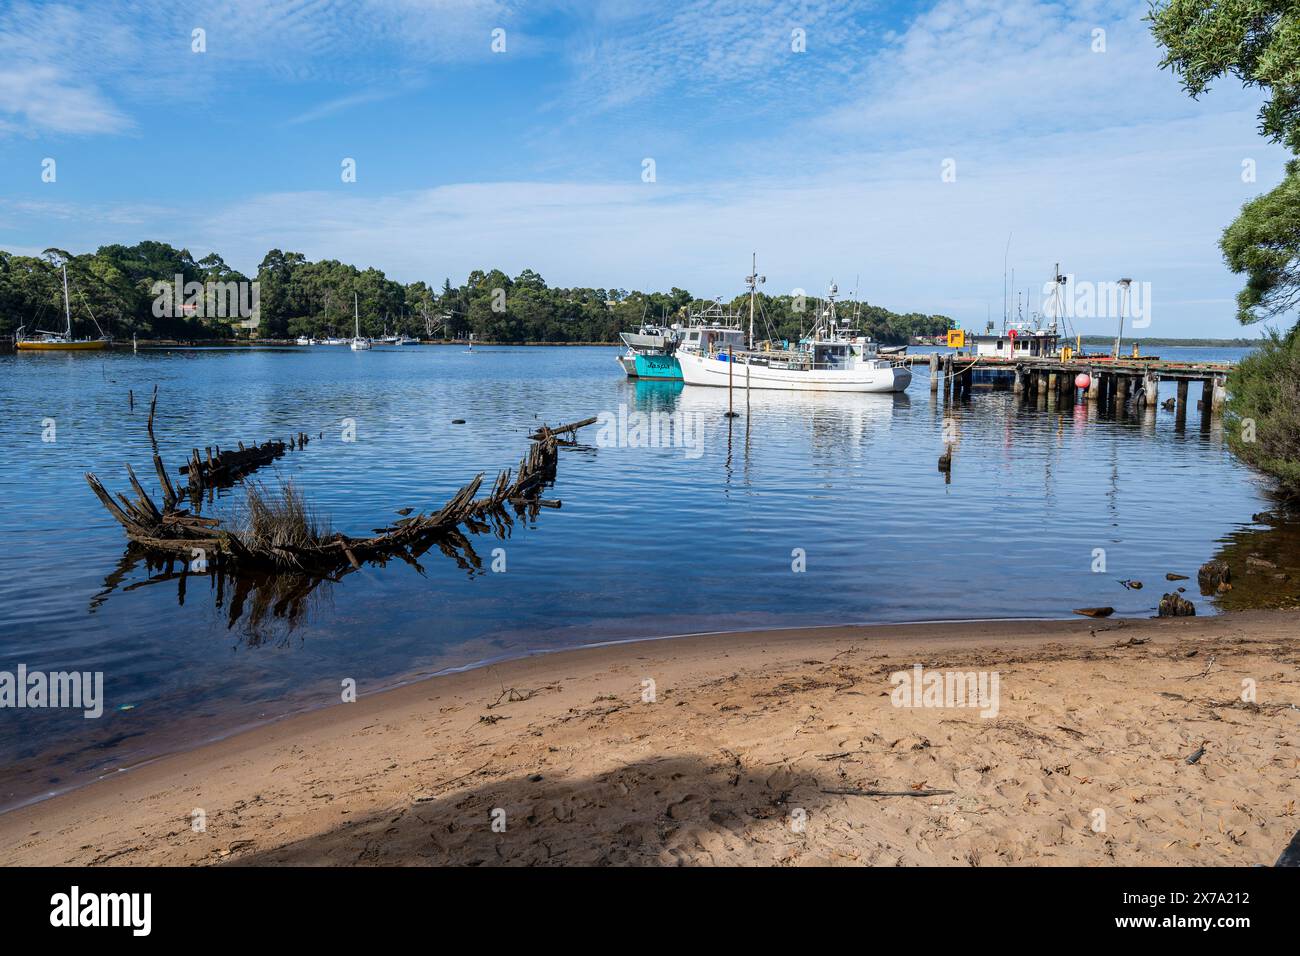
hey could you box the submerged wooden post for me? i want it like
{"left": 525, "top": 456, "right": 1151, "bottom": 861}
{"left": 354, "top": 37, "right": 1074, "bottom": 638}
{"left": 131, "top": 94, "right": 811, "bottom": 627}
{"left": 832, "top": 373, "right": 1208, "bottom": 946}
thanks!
{"left": 1115, "top": 374, "right": 1129, "bottom": 410}
{"left": 1175, "top": 379, "right": 1189, "bottom": 429}
{"left": 1087, "top": 370, "right": 1099, "bottom": 403}
{"left": 1212, "top": 376, "right": 1227, "bottom": 414}
{"left": 1200, "top": 378, "right": 1214, "bottom": 429}
{"left": 1143, "top": 371, "right": 1159, "bottom": 407}
{"left": 929, "top": 352, "right": 939, "bottom": 393}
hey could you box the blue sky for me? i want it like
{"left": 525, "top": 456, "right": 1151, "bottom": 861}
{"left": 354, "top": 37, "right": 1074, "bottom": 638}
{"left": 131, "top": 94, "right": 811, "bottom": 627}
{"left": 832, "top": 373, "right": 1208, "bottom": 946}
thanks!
{"left": 0, "top": 0, "right": 1290, "bottom": 336}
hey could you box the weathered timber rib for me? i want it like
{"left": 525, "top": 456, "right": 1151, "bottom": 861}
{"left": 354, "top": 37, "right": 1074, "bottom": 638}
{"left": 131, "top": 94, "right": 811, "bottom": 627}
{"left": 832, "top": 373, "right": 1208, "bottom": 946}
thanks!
{"left": 178, "top": 435, "right": 307, "bottom": 492}
{"left": 86, "top": 418, "right": 591, "bottom": 576}
{"left": 529, "top": 416, "right": 598, "bottom": 441}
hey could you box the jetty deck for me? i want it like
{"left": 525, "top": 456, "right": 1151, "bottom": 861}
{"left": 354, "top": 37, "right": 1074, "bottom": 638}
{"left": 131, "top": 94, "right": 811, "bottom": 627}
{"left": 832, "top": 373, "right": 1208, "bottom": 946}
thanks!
{"left": 911, "top": 352, "right": 1234, "bottom": 426}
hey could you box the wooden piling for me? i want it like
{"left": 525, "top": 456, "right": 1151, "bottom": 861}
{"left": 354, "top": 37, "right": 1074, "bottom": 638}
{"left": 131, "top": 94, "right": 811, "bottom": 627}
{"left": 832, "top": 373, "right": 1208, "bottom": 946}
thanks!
{"left": 1143, "top": 371, "right": 1160, "bottom": 407}
{"left": 929, "top": 352, "right": 939, "bottom": 393}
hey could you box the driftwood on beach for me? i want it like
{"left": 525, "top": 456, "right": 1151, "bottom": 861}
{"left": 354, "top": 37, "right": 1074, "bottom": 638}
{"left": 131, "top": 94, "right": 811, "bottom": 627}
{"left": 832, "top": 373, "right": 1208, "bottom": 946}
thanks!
{"left": 86, "top": 413, "right": 593, "bottom": 578}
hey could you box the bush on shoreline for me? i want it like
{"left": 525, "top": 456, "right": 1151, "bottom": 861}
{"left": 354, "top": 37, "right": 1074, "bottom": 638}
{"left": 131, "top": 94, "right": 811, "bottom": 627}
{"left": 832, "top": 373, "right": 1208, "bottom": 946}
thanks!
{"left": 1226, "top": 325, "right": 1300, "bottom": 498}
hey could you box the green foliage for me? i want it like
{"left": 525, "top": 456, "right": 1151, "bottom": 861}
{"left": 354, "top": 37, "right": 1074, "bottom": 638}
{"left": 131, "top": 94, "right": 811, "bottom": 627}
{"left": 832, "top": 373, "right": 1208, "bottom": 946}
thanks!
{"left": 1149, "top": 1, "right": 1300, "bottom": 326}
{"left": 1148, "top": 0, "right": 1300, "bottom": 151}
{"left": 1226, "top": 325, "right": 1300, "bottom": 495}
{"left": 1, "top": 244, "right": 952, "bottom": 344}
{"left": 1221, "top": 159, "right": 1300, "bottom": 323}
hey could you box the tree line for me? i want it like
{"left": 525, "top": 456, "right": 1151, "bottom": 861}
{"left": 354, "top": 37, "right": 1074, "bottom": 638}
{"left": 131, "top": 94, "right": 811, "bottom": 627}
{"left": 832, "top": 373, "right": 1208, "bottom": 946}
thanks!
{"left": 1149, "top": 1, "right": 1300, "bottom": 496}
{"left": 0, "top": 244, "right": 954, "bottom": 346}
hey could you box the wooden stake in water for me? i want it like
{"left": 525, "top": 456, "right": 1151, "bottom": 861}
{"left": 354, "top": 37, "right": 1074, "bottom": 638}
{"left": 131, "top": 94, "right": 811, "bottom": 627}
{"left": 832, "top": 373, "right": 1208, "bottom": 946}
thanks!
{"left": 725, "top": 347, "right": 739, "bottom": 417}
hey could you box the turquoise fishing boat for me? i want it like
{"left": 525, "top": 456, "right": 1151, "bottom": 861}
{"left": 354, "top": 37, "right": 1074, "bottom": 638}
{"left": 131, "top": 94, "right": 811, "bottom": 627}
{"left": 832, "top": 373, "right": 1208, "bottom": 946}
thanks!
{"left": 616, "top": 305, "right": 746, "bottom": 382}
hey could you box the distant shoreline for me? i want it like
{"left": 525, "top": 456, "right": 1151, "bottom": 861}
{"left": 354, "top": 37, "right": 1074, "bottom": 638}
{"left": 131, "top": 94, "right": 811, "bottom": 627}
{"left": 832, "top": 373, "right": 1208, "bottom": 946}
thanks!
{"left": 4, "top": 337, "right": 1261, "bottom": 351}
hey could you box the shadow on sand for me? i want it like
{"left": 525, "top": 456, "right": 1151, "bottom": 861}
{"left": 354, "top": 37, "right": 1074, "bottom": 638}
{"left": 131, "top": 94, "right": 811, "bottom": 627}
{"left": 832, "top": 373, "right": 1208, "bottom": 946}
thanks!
{"left": 224, "top": 755, "right": 857, "bottom": 866}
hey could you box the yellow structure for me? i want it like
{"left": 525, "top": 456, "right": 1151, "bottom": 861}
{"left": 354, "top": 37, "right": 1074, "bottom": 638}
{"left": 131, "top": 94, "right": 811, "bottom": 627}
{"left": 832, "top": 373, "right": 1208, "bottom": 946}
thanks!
{"left": 947, "top": 329, "right": 965, "bottom": 349}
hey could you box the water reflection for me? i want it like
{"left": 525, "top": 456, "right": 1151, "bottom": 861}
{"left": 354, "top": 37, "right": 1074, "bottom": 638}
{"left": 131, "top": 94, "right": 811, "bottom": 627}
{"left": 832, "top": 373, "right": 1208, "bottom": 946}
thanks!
{"left": 1208, "top": 503, "right": 1300, "bottom": 611}
{"left": 87, "top": 476, "right": 573, "bottom": 643}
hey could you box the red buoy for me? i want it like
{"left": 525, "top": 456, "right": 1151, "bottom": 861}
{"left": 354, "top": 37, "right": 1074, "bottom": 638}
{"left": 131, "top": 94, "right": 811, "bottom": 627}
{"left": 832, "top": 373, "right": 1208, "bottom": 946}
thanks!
{"left": 1075, "top": 373, "right": 1091, "bottom": 389}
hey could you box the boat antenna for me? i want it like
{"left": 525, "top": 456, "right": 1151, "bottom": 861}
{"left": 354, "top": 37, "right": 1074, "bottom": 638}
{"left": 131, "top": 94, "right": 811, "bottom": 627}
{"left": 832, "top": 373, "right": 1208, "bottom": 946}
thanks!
{"left": 745, "top": 252, "right": 765, "bottom": 348}
{"left": 1002, "top": 231, "right": 1012, "bottom": 330}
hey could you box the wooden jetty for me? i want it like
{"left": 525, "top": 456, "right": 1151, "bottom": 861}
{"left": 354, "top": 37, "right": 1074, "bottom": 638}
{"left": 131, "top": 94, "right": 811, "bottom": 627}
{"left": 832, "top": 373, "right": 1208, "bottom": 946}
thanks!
{"left": 913, "top": 352, "right": 1232, "bottom": 426}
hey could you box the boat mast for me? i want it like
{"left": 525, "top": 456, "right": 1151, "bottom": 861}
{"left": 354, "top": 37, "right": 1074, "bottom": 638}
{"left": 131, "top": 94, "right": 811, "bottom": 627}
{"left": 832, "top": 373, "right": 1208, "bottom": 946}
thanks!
{"left": 62, "top": 263, "right": 72, "bottom": 338}
{"left": 354, "top": 292, "right": 360, "bottom": 338}
{"left": 745, "top": 252, "right": 764, "bottom": 348}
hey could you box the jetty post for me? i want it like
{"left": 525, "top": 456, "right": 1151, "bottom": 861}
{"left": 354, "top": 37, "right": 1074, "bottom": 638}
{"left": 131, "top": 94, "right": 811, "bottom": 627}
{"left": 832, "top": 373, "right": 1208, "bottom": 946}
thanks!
{"left": 1143, "top": 370, "right": 1159, "bottom": 407}
{"left": 930, "top": 352, "right": 939, "bottom": 393}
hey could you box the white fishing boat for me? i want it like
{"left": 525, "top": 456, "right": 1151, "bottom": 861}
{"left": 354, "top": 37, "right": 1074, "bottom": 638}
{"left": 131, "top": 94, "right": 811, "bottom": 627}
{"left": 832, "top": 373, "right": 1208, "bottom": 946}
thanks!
{"left": 677, "top": 271, "right": 910, "bottom": 393}
{"left": 350, "top": 293, "right": 371, "bottom": 351}
{"left": 295, "top": 336, "right": 319, "bottom": 346}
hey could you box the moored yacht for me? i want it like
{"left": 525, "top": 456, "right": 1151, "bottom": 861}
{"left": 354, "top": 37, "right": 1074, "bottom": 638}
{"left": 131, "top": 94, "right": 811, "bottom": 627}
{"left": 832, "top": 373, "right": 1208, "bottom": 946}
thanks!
{"left": 349, "top": 293, "right": 371, "bottom": 351}
{"left": 16, "top": 264, "right": 112, "bottom": 352}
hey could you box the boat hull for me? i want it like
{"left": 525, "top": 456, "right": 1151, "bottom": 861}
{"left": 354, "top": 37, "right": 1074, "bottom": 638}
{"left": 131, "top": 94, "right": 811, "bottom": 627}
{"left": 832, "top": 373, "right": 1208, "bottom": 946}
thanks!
{"left": 677, "top": 351, "right": 910, "bottom": 392}
{"left": 632, "top": 353, "right": 681, "bottom": 381}
{"left": 16, "top": 340, "right": 110, "bottom": 351}
{"left": 617, "top": 351, "right": 682, "bottom": 380}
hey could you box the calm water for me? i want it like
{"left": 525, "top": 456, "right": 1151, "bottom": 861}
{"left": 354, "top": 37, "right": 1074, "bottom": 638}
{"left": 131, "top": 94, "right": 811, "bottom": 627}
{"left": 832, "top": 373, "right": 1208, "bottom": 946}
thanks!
{"left": 0, "top": 343, "right": 1281, "bottom": 808}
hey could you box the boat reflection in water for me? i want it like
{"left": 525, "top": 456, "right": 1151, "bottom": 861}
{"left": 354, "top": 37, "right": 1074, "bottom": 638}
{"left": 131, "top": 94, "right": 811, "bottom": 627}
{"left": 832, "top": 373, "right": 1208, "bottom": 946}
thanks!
{"left": 629, "top": 373, "right": 910, "bottom": 484}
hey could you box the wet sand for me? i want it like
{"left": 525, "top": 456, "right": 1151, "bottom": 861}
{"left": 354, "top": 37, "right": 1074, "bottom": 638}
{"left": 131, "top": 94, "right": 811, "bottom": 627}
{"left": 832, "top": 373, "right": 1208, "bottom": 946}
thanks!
{"left": 1, "top": 611, "right": 1296, "bottom": 866}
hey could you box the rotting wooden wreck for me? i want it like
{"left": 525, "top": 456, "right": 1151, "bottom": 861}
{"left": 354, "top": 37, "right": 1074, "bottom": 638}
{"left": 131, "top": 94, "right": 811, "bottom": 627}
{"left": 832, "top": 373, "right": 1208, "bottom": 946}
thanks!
{"left": 86, "top": 419, "right": 590, "bottom": 578}
{"left": 179, "top": 433, "right": 310, "bottom": 494}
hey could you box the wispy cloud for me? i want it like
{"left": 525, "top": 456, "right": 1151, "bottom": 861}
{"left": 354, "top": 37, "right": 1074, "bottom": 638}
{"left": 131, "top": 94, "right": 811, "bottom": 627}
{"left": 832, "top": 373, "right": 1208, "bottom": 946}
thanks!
{"left": 286, "top": 88, "right": 402, "bottom": 125}
{"left": 0, "top": 3, "right": 138, "bottom": 135}
{"left": 0, "top": 0, "right": 525, "bottom": 137}
{"left": 566, "top": 0, "right": 871, "bottom": 111}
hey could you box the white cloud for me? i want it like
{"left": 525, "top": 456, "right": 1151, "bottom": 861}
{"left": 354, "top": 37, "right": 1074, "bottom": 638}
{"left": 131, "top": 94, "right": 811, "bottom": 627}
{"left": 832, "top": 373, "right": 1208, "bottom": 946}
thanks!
{"left": 566, "top": 0, "right": 870, "bottom": 111}
{"left": 0, "top": 0, "right": 524, "bottom": 136}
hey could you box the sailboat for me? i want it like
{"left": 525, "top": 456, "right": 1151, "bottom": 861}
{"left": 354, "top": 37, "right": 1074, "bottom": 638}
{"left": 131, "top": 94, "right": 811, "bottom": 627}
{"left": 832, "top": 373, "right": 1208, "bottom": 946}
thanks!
{"left": 16, "top": 264, "right": 112, "bottom": 351}
{"left": 350, "top": 293, "right": 371, "bottom": 351}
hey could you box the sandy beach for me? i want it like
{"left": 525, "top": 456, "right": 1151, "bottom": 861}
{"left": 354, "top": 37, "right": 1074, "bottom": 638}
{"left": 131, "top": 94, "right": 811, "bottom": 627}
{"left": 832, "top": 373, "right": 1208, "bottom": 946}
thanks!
{"left": 1, "top": 611, "right": 1296, "bottom": 867}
